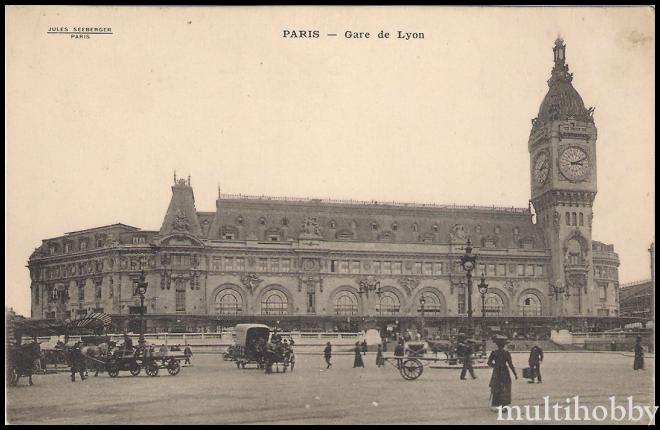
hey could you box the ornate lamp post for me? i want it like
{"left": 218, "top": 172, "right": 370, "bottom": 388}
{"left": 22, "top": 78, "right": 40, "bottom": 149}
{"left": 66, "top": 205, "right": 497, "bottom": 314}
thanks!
{"left": 549, "top": 279, "right": 569, "bottom": 316}
{"left": 478, "top": 272, "right": 489, "bottom": 318}
{"left": 133, "top": 271, "right": 148, "bottom": 347}
{"left": 419, "top": 295, "right": 426, "bottom": 339}
{"left": 460, "top": 238, "right": 477, "bottom": 333}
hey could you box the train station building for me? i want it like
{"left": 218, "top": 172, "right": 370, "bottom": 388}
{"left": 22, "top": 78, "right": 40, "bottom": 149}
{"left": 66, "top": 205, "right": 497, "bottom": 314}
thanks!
{"left": 27, "top": 39, "right": 630, "bottom": 336}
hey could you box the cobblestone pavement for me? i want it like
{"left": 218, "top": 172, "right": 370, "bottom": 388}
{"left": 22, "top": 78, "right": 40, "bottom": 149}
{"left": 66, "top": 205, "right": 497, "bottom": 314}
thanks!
{"left": 6, "top": 352, "right": 655, "bottom": 425}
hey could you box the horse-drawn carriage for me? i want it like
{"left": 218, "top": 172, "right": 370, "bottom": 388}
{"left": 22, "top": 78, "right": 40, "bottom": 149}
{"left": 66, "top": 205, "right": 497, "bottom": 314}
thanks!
{"left": 103, "top": 347, "right": 182, "bottom": 377}
{"left": 225, "top": 324, "right": 295, "bottom": 373}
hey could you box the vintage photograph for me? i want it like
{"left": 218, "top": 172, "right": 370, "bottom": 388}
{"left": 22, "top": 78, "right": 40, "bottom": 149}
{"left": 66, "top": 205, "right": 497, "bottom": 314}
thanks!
{"left": 5, "top": 5, "right": 655, "bottom": 425}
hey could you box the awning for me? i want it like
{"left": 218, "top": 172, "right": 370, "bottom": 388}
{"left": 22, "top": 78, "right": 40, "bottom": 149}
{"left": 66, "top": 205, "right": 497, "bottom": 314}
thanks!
{"left": 10, "top": 313, "right": 113, "bottom": 339}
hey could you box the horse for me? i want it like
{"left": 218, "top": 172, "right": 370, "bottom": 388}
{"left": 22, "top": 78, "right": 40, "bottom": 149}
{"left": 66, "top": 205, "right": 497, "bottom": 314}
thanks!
{"left": 263, "top": 342, "right": 292, "bottom": 374}
{"left": 80, "top": 342, "right": 114, "bottom": 376}
{"left": 7, "top": 342, "right": 41, "bottom": 387}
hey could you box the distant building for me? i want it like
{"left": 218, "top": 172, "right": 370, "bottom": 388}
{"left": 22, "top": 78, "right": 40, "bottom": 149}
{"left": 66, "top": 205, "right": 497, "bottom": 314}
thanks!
{"left": 618, "top": 280, "right": 653, "bottom": 321}
{"left": 27, "top": 39, "right": 627, "bottom": 335}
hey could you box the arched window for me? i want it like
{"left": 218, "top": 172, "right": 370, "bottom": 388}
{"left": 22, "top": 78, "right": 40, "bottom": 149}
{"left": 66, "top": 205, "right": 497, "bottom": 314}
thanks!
{"left": 215, "top": 289, "right": 243, "bottom": 315}
{"left": 261, "top": 290, "right": 288, "bottom": 315}
{"left": 519, "top": 293, "right": 542, "bottom": 316}
{"left": 579, "top": 213, "right": 584, "bottom": 226}
{"left": 376, "top": 292, "right": 400, "bottom": 316}
{"left": 371, "top": 222, "right": 378, "bottom": 231}
{"left": 335, "top": 291, "right": 358, "bottom": 315}
{"left": 412, "top": 223, "right": 418, "bottom": 232}
{"left": 484, "top": 293, "right": 504, "bottom": 316}
{"left": 571, "top": 212, "right": 577, "bottom": 226}
{"left": 565, "top": 212, "right": 571, "bottom": 226}
{"left": 418, "top": 292, "right": 443, "bottom": 314}
{"left": 566, "top": 238, "right": 582, "bottom": 265}
{"left": 433, "top": 224, "right": 439, "bottom": 232}
{"left": 391, "top": 222, "right": 398, "bottom": 231}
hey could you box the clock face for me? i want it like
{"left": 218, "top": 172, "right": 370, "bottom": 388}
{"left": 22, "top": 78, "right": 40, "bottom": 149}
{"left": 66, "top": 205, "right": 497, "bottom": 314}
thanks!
{"left": 533, "top": 152, "right": 550, "bottom": 186}
{"left": 559, "top": 147, "right": 589, "bottom": 181}
{"left": 463, "top": 261, "right": 474, "bottom": 271}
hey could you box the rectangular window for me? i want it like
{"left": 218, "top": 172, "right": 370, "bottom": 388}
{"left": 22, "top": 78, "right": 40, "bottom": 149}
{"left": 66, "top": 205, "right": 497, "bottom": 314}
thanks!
{"left": 222, "top": 232, "right": 235, "bottom": 240}
{"left": 339, "top": 261, "right": 349, "bottom": 274}
{"left": 78, "top": 284, "right": 85, "bottom": 301}
{"left": 382, "top": 261, "right": 391, "bottom": 274}
{"left": 535, "top": 265, "right": 544, "bottom": 276}
{"left": 413, "top": 262, "right": 422, "bottom": 275}
{"left": 80, "top": 241, "right": 88, "bottom": 250}
{"left": 433, "top": 263, "right": 443, "bottom": 275}
{"left": 350, "top": 261, "right": 361, "bottom": 274}
{"left": 64, "top": 243, "right": 71, "bottom": 253}
{"left": 599, "top": 285, "right": 607, "bottom": 301}
{"left": 526, "top": 265, "right": 534, "bottom": 276}
{"left": 478, "top": 264, "right": 486, "bottom": 275}
{"left": 235, "top": 257, "right": 245, "bottom": 272}
{"left": 212, "top": 258, "right": 222, "bottom": 270}
{"left": 259, "top": 258, "right": 268, "bottom": 272}
{"left": 35, "top": 285, "right": 40, "bottom": 304}
{"left": 487, "top": 264, "right": 496, "bottom": 276}
{"left": 393, "top": 262, "right": 403, "bottom": 274}
{"left": 457, "top": 287, "right": 466, "bottom": 314}
{"left": 271, "top": 258, "right": 280, "bottom": 272}
{"left": 424, "top": 263, "right": 433, "bottom": 275}
{"left": 373, "top": 261, "right": 381, "bottom": 274}
{"left": 176, "top": 290, "right": 186, "bottom": 312}
{"left": 224, "top": 257, "right": 234, "bottom": 271}
{"left": 95, "top": 284, "right": 102, "bottom": 300}
{"left": 517, "top": 264, "right": 525, "bottom": 276}
{"left": 281, "top": 259, "right": 291, "bottom": 272}
{"left": 330, "top": 260, "right": 337, "bottom": 273}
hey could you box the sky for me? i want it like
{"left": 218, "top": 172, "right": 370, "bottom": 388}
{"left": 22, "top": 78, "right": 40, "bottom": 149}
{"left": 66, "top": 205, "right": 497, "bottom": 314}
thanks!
{"left": 5, "top": 6, "right": 655, "bottom": 316}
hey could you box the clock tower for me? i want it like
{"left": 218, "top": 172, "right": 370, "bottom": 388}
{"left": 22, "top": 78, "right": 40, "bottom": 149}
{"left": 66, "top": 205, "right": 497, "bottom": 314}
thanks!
{"left": 528, "top": 38, "right": 598, "bottom": 316}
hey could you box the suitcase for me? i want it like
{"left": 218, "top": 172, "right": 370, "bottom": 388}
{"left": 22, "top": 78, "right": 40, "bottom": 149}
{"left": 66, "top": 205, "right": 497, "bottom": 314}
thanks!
{"left": 522, "top": 367, "right": 534, "bottom": 379}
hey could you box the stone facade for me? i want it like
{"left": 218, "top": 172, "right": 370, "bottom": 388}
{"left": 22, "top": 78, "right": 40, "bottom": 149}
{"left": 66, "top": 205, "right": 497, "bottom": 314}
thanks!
{"left": 27, "top": 39, "right": 623, "bottom": 333}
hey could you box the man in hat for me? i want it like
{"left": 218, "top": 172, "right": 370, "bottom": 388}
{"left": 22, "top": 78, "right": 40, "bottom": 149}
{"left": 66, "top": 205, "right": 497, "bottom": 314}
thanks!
{"left": 528, "top": 344, "right": 544, "bottom": 383}
{"left": 323, "top": 342, "right": 332, "bottom": 369}
{"left": 459, "top": 337, "right": 477, "bottom": 380}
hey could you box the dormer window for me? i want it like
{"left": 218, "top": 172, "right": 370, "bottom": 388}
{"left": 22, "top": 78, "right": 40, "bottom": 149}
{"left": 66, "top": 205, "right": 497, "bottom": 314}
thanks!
{"left": 222, "top": 232, "right": 235, "bottom": 240}
{"left": 494, "top": 226, "right": 501, "bottom": 235}
{"left": 329, "top": 220, "right": 336, "bottom": 229}
{"left": 132, "top": 236, "right": 146, "bottom": 244}
{"left": 259, "top": 217, "right": 266, "bottom": 226}
{"left": 268, "top": 234, "right": 280, "bottom": 242}
{"left": 79, "top": 240, "right": 88, "bottom": 251}
{"left": 371, "top": 222, "right": 378, "bottom": 231}
{"left": 64, "top": 243, "right": 71, "bottom": 253}
{"left": 391, "top": 222, "right": 398, "bottom": 231}
{"left": 96, "top": 238, "right": 104, "bottom": 248}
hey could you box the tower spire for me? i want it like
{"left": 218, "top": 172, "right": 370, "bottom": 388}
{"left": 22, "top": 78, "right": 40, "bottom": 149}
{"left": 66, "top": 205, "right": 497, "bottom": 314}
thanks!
{"left": 550, "top": 37, "right": 572, "bottom": 83}
{"left": 173, "top": 170, "right": 177, "bottom": 185}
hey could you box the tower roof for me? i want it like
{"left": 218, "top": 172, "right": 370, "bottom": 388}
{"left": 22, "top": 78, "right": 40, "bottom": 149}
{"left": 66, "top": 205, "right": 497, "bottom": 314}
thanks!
{"left": 534, "top": 38, "right": 594, "bottom": 126}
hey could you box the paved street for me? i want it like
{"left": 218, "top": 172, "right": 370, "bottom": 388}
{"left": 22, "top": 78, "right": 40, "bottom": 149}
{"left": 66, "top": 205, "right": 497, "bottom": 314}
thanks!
{"left": 6, "top": 352, "right": 655, "bottom": 425}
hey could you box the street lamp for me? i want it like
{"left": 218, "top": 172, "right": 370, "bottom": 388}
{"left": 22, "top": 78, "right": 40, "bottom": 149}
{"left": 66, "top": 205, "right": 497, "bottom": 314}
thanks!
{"left": 419, "top": 295, "right": 426, "bottom": 340}
{"left": 133, "top": 271, "right": 148, "bottom": 347}
{"left": 478, "top": 272, "right": 489, "bottom": 318}
{"left": 549, "top": 279, "right": 569, "bottom": 316}
{"left": 460, "top": 238, "right": 477, "bottom": 334}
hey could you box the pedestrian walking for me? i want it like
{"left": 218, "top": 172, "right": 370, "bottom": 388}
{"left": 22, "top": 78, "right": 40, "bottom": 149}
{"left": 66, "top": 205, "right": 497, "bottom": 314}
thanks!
{"left": 184, "top": 345, "right": 193, "bottom": 365}
{"left": 376, "top": 344, "right": 385, "bottom": 368}
{"left": 353, "top": 342, "right": 365, "bottom": 368}
{"left": 459, "top": 338, "right": 477, "bottom": 380}
{"left": 324, "top": 342, "right": 332, "bottom": 369}
{"left": 361, "top": 340, "right": 368, "bottom": 356}
{"left": 488, "top": 335, "right": 517, "bottom": 410}
{"left": 70, "top": 343, "right": 86, "bottom": 382}
{"left": 394, "top": 340, "right": 405, "bottom": 369}
{"left": 528, "top": 344, "right": 544, "bottom": 383}
{"left": 633, "top": 336, "right": 645, "bottom": 370}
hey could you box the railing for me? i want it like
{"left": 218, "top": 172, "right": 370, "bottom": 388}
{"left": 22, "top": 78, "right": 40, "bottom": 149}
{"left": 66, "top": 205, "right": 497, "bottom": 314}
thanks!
{"left": 219, "top": 193, "right": 530, "bottom": 214}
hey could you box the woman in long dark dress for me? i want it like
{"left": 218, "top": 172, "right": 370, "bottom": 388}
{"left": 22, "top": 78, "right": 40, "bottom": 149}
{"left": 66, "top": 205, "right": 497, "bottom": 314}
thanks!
{"left": 633, "top": 337, "right": 644, "bottom": 370}
{"left": 488, "top": 336, "right": 517, "bottom": 409}
{"left": 375, "top": 344, "right": 385, "bottom": 367}
{"left": 353, "top": 342, "right": 365, "bottom": 368}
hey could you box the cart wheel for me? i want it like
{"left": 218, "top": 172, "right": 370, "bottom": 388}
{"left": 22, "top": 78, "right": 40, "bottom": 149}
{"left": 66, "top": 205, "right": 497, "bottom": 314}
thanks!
{"left": 167, "top": 359, "right": 181, "bottom": 376}
{"left": 400, "top": 359, "right": 424, "bottom": 380}
{"left": 107, "top": 364, "right": 120, "bottom": 378}
{"left": 129, "top": 362, "right": 141, "bottom": 377}
{"left": 145, "top": 362, "right": 159, "bottom": 377}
